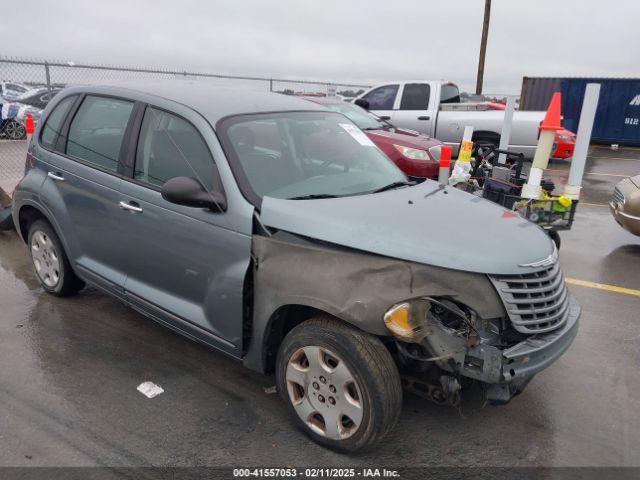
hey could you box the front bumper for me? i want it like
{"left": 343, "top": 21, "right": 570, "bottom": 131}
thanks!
{"left": 610, "top": 202, "right": 640, "bottom": 236}
{"left": 422, "top": 295, "right": 580, "bottom": 402}
{"left": 552, "top": 140, "right": 575, "bottom": 159}
{"left": 501, "top": 295, "right": 580, "bottom": 382}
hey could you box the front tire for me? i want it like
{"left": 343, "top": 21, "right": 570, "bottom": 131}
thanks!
{"left": 276, "top": 317, "right": 402, "bottom": 452}
{"left": 28, "top": 219, "right": 84, "bottom": 296}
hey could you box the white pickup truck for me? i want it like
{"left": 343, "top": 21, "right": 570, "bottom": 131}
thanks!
{"left": 355, "top": 81, "right": 575, "bottom": 159}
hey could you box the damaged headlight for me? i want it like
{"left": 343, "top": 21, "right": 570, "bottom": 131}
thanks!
{"left": 384, "top": 297, "right": 477, "bottom": 342}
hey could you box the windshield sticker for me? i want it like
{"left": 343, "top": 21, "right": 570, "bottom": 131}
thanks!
{"left": 339, "top": 123, "right": 376, "bottom": 147}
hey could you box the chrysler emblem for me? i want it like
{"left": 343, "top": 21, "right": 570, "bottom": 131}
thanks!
{"left": 519, "top": 248, "right": 558, "bottom": 268}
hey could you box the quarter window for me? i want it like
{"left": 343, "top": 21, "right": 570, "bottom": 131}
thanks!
{"left": 361, "top": 84, "right": 399, "bottom": 110}
{"left": 134, "top": 107, "right": 215, "bottom": 190}
{"left": 40, "top": 95, "right": 76, "bottom": 149}
{"left": 400, "top": 83, "right": 430, "bottom": 110}
{"left": 66, "top": 96, "right": 134, "bottom": 173}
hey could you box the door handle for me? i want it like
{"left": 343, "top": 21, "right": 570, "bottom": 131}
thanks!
{"left": 417, "top": 116, "right": 430, "bottom": 120}
{"left": 119, "top": 201, "right": 143, "bottom": 213}
{"left": 47, "top": 172, "right": 64, "bottom": 181}
{"left": 379, "top": 115, "right": 391, "bottom": 120}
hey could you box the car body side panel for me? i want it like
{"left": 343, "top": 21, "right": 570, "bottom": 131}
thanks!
{"left": 390, "top": 82, "right": 438, "bottom": 135}
{"left": 243, "top": 234, "right": 505, "bottom": 372}
{"left": 113, "top": 93, "right": 254, "bottom": 354}
{"left": 120, "top": 180, "right": 252, "bottom": 352}
{"left": 37, "top": 148, "right": 129, "bottom": 292}
{"left": 434, "top": 110, "right": 545, "bottom": 158}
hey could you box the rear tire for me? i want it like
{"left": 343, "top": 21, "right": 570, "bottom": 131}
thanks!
{"left": 27, "top": 219, "right": 84, "bottom": 296}
{"left": 472, "top": 138, "right": 498, "bottom": 158}
{"left": 276, "top": 317, "right": 402, "bottom": 452}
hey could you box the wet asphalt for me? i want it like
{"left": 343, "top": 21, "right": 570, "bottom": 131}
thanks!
{"left": 0, "top": 146, "right": 639, "bottom": 467}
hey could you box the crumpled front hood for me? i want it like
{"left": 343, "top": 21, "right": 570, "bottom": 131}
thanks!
{"left": 260, "top": 181, "right": 556, "bottom": 275}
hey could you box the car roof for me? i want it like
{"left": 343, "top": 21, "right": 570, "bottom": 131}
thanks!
{"left": 59, "top": 80, "right": 327, "bottom": 124}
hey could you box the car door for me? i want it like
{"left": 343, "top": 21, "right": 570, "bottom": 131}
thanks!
{"left": 38, "top": 94, "right": 136, "bottom": 296}
{"left": 392, "top": 83, "right": 434, "bottom": 135}
{"left": 118, "top": 104, "right": 249, "bottom": 356}
{"left": 360, "top": 84, "right": 399, "bottom": 122}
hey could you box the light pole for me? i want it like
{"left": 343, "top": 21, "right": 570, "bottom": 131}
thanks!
{"left": 476, "top": 0, "right": 491, "bottom": 95}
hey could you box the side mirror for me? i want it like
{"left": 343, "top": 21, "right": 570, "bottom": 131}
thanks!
{"left": 161, "top": 176, "right": 226, "bottom": 212}
{"left": 354, "top": 98, "right": 370, "bottom": 110}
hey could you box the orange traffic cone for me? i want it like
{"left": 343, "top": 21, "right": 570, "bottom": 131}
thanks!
{"left": 521, "top": 92, "right": 563, "bottom": 199}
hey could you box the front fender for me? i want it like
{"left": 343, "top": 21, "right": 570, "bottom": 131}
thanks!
{"left": 244, "top": 233, "right": 506, "bottom": 372}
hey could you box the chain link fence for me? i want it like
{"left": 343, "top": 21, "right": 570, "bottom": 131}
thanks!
{"left": 0, "top": 56, "right": 370, "bottom": 190}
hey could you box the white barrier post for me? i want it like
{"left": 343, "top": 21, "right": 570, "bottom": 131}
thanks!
{"left": 564, "top": 83, "right": 601, "bottom": 199}
{"left": 497, "top": 97, "right": 516, "bottom": 164}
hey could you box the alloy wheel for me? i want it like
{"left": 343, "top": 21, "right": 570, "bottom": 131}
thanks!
{"left": 31, "top": 230, "right": 61, "bottom": 288}
{"left": 286, "top": 346, "right": 364, "bottom": 440}
{"left": 4, "top": 120, "right": 26, "bottom": 140}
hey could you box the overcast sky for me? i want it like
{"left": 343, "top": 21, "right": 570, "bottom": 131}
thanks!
{"left": 3, "top": 0, "right": 639, "bottom": 94}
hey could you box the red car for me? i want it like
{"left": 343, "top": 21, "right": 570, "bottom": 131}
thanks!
{"left": 303, "top": 96, "right": 443, "bottom": 179}
{"left": 484, "top": 102, "right": 576, "bottom": 159}
{"left": 552, "top": 128, "right": 576, "bottom": 159}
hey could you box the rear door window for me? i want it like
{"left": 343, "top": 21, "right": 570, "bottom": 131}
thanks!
{"left": 66, "top": 96, "right": 134, "bottom": 173}
{"left": 400, "top": 83, "right": 430, "bottom": 110}
{"left": 440, "top": 84, "right": 461, "bottom": 104}
{"left": 40, "top": 95, "right": 76, "bottom": 149}
{"left": 134, "top": 107, "right": 215, "bottom": 190}
{"left": 361, "top": 84, "right": 399, "bottom": 110}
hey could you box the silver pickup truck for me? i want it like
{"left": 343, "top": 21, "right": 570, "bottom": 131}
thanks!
{"left": 356, "top": 81, "right": 573, "bottom": 159}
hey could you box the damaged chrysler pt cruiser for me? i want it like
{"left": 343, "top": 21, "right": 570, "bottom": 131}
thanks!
{"left": 12, "top": 82, "right": 580, "bottom": 452}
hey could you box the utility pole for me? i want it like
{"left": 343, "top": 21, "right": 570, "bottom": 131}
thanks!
{"left": 476, "top": 0, "right": 491, "bottom": 95}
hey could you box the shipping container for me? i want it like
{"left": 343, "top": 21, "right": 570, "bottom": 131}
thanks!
{"left": 520, "top": 77, "right": 562, "bottom": 111}
{"left": 520, "top": 77, "right": 640, "bottom": 146}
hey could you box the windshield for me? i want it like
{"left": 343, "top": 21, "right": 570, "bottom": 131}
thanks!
{"left": 323, "top": 102, "right": 383, "bottom": 130}
{"left": 221, "top": 111, "right": 406, "bottom": 201}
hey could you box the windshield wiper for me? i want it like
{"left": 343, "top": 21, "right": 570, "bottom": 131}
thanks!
{"left": 371, "top": 181, "right": 415, "bottom": 193}
{"left": 288, "top": 193, "right": 340, "bottom": 200}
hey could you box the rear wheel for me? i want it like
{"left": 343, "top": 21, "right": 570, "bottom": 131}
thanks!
{"left": 472, "top": 137, "right": 499, "bottom": 159}
{"left": 276, "top": 317, "right": 402, "bottom": 452}
{"left": 28, "top": 219, "right": 84, "bottom": 296}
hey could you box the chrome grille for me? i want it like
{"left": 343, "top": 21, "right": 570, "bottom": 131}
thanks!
{"left": 490, "top": 263, "right": 569, "bottom": 334}
{"left": 612, "top": 187, "right": 625, "bottom": 205}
